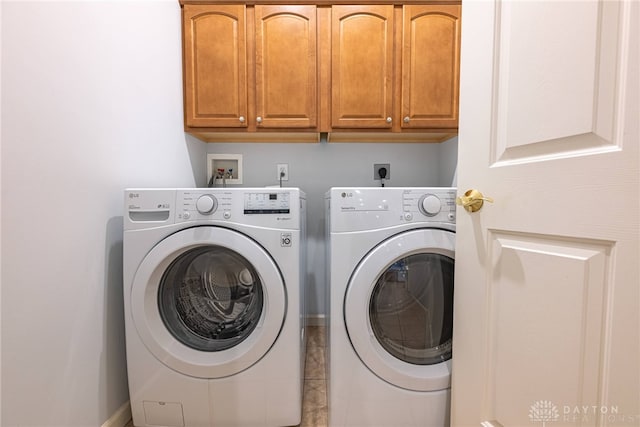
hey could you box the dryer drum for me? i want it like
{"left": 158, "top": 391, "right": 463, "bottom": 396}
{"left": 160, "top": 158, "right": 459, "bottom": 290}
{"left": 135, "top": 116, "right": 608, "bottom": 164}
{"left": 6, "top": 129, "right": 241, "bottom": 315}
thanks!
{"left": 158, "top": 245, "right": 264, "bottom": 352}
{"left": 369, "top": 252, "right": 454, "bottom": 366}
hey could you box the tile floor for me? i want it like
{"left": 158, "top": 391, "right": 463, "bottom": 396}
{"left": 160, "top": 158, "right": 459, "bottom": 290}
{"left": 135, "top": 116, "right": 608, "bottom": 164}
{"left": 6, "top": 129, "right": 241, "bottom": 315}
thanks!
{"left": 300, "top": 325, "right": 328, "bottom": 427}
{"left": 124, "top": 326, "right": 328, "bottom": 427}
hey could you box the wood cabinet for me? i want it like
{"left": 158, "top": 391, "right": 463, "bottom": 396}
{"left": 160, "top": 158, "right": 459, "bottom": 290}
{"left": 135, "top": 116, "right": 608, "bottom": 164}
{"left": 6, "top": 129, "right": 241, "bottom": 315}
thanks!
{"left": 331, "top": 5, "right": 394, "bottom": 129}
{"left": 183, "top": 5, "right": 247, "bottom": 128}
{"left": 330, "top": 4, "right": 460, "bottom": 134}
{"left": 255, "top": 5, "right": 317, "bottom": 129}
{"left": 183, "top": 4, "right": 319, "bottom": 137}
{"left": 180, "top": 2, "right": 461, "bottom": 141}
{"left": 401, "top": 5, "right": 460, "bottom": 130}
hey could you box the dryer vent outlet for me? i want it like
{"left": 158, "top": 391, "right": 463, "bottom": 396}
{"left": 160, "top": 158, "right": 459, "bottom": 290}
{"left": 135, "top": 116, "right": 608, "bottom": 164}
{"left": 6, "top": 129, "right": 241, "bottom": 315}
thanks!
{"left": 374, "top": 164, "right": 390, "bottom": 180}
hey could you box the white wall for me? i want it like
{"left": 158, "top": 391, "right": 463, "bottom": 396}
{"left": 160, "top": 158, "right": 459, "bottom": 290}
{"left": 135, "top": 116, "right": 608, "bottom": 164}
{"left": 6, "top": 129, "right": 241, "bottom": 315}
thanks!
{"left": 1, "top": 0, "right": 458, "bottom": 424}
{"left": 202, "top": 138, "right": 458, "bottom": 317}
{"left": 1, "top": 1, "right": 205, "bottom": 426}
{"left": 0, "top": 0, "right": 3, "bottom": 422}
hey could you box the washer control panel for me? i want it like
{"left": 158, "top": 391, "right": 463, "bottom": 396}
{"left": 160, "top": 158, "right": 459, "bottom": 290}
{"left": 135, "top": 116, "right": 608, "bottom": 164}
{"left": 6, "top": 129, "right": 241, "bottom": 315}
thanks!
{"left": 244, "top": 192, "right": 290, "bottom": 214}
{"left": 178, "top": 190, "right": 228, "bottom": 221}
{"left": 125, "top": 188, "right": 303, "bottom": 230}
{"left": 173, "top": 189, "right": 300, "bottom": 228}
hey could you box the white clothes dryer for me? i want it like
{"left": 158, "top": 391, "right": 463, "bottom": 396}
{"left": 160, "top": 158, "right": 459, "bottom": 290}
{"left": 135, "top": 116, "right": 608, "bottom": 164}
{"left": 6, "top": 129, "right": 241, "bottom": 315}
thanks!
{"left": 326, "top": 187, "right": 455, "bottom": 427}
{"left": 123, "top": 188, "right": 306, "bottom": 427}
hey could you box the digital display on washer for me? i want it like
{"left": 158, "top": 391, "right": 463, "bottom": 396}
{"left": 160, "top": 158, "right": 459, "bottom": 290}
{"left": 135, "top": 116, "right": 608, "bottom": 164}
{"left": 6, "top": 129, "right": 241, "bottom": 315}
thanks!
{"left": 244, "top": 192, "right": 290, "bottom": 214}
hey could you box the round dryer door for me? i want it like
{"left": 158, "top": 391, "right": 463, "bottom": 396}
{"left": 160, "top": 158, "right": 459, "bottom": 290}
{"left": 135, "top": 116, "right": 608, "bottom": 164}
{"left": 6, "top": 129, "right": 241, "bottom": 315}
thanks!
{"left": 131, "top": 226, "right": 286, "bottom": 379}
{"left": 344, "top": 228, "right": 455, "bottom": 392}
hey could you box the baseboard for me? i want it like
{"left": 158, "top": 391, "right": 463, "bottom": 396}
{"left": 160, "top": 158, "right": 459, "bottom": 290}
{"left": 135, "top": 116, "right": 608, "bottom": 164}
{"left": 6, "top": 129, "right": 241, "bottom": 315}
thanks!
{"left": 306, "top": 314, "right": 326, "bottom": 327}
{"left": 101, "top": 401, "right": 131, "bottom": 427}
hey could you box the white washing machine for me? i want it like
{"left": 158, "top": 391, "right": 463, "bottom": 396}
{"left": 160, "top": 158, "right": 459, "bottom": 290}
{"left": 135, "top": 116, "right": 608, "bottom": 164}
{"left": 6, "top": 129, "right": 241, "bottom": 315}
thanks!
{"left": 326, "top": 187, "right": 455, "bottom": 427}
{"left": 123, "top": 188, "right": 306, "bottom": 427}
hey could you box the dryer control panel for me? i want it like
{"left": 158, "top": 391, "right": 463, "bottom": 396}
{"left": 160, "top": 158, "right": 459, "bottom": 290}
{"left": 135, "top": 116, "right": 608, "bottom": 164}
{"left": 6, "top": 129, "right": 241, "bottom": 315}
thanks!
{"left": 402, "top": 189, "right": 456, "bottom": 222}
{"left": 328, "top": 187, "right": 456, "bottom": 232}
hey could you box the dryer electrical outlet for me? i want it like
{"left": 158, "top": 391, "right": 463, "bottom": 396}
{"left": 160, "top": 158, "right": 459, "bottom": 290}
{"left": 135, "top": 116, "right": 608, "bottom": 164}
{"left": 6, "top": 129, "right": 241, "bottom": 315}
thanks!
{"left": 374, "top": 164, "right": 390, "bottom": 180}
{"left": 277, "top": 164, "right": 289, "bottom": 181}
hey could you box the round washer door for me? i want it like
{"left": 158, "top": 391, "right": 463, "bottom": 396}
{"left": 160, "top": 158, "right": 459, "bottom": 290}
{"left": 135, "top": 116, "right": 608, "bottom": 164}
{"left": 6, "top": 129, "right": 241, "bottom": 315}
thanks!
{"left": 131, "top": 226, "right": 286, "bottom": 379}
{"left": 344, "top": 228, "right": 454, "bottom": 392}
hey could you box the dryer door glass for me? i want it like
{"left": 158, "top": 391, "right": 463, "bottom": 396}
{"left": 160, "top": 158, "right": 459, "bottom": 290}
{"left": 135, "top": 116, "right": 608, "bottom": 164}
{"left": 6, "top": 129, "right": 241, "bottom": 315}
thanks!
{"left": 158, "top": 245, "right": 263, "bottom": 352}
{"left": 369, "top": 253, "right": 454, "bottom": 365}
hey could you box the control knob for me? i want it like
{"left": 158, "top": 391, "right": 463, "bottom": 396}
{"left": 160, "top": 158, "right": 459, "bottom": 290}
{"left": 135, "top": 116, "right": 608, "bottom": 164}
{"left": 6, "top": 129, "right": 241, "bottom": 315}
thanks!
{"left": 196, "top": 195, "right": 218, "bottom": 215}
{"left": 419, "top": 194, "right": 442, "bottom": 216}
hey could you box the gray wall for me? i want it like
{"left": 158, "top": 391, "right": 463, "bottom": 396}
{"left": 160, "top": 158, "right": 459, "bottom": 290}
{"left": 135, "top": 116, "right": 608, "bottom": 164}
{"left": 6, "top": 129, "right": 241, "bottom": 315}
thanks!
{"left": 200, "top": 136, "right": 459, "bottom": 317}
{"left": 439, "top": 136, "right": 459, "bottom": 187}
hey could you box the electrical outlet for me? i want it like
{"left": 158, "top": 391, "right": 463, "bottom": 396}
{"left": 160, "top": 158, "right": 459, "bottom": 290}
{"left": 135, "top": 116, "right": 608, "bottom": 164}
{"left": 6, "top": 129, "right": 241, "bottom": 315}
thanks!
{"left": 374, "top": 163, "right": 390, "bottom": 180}
{"left": 277, "top": 163, "right": 289, "bottom": 181}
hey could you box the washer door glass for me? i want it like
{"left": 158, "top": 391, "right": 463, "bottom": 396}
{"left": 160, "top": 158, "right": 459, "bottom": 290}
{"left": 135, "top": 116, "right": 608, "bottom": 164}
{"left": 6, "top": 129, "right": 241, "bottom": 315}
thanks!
{"left": 131, "top": 226, "right": 286, "bottom": 379}
{"left": 159, "top": 246, "right": 263, "bottom": 352}
{"left": 369, "top": 253, "right": 454, "bottom": 366}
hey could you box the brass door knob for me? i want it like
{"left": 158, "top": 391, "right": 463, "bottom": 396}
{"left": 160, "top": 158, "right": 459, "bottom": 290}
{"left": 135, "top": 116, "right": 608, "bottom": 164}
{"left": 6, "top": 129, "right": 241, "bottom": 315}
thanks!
{"left": 456, "top": 189, "right": 494, "bottom": 213}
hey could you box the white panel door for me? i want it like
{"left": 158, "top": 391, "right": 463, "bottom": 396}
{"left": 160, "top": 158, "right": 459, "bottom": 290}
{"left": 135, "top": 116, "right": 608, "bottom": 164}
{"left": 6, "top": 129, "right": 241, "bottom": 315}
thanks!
{"left": 451, "top": 1, "right": 639, "bottom": 426}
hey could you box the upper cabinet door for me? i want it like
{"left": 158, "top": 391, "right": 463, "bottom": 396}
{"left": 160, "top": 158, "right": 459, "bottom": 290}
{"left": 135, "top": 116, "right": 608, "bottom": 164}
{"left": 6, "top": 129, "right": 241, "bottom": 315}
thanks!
{"left": 401, "top": 5, "right": 461, "bottom": 129}
{"left": 183, "top": 5, "right": 248, "bottom": 128}
{"left": 255, "top": 6, "right": 317, "bottom": 129}
{"left": 331, "top": 5, "right": 394, "bottom": 129}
